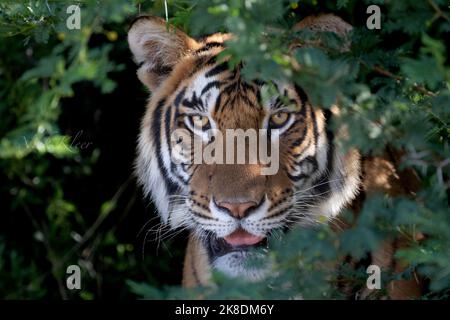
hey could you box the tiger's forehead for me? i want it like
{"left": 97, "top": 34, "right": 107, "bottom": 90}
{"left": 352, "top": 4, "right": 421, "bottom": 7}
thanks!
{"left": 173, "top": 57, "right": 302, "bottom": 129}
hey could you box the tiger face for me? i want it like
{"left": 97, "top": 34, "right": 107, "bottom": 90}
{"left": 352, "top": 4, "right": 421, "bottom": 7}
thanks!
{"left": 128, "top": 16, "right": 360, "bottom": 281}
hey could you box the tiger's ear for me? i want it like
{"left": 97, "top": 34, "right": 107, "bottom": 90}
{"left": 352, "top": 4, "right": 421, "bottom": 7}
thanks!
{"left": 128, "top": 16, "right": 199, "bottom": 91}
{"left": 293, "top": 13, "right": 352, "bottom": 51}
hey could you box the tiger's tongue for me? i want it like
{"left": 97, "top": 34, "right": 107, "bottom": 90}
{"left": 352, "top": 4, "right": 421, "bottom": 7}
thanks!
{"left": 224, "top": 229, "right": 264, "bottom": 246}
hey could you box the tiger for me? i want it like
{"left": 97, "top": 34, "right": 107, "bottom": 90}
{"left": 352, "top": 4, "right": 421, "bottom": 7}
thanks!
{"left": 128, "top": 14, "right": 422, "bottom": 299}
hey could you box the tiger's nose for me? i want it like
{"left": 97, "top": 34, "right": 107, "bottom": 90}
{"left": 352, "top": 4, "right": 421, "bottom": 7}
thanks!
{"left": 217, "top": 201, "right": 258, "bottom": 219}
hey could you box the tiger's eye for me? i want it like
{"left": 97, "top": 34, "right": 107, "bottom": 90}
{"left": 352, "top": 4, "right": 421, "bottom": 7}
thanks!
{"left": 190, "top": 115, "right": 210, "bottom": 129}
{"left": 270, "top": 112, "right": 290, "bottom": 127}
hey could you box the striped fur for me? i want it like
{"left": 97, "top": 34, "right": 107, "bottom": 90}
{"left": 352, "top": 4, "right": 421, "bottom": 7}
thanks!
{"left": 129, "top": 15, "right": 361, "bottom": 286}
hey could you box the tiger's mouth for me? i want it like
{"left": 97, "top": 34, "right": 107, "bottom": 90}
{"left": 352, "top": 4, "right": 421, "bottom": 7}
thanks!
{"left": 206, "top": 228, "right": 268, "bottom": 259}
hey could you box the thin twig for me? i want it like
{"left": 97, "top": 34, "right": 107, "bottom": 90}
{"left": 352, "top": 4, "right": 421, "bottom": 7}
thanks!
{"left": 427, "top": 0, "right": 450, "bottom": 24}
{"left": 360, "top": 61, "right": 437, "bottom": 97}
{"left": 59, "top": 177, "right": 133, "bottom": 265}
{"left": 22, "top": 177, "right": 133, "bottom": 298}
{"left": 23, "top": 204, "right": 68, "bottom": 299}
{"left": 372, "top": 65, "right": 436, "bottom": 96}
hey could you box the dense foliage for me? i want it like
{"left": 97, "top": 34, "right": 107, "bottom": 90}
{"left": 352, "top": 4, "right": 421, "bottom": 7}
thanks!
{"left": 0, "top": 0, "right": 449, "bottom": 299}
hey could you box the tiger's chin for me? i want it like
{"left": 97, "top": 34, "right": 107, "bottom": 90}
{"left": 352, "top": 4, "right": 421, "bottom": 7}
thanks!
{"left": 206, "top": 229, "right": 273, "bottom": 282}
{"left": 212, "top": 251, "right": 272, "bottom": 282}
